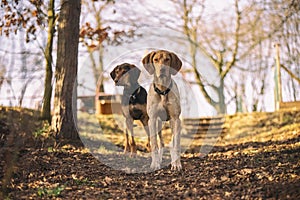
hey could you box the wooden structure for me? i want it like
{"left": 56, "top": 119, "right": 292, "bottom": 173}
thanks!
{"left": 95, "top": 93, "right": 122, "bottom": 115}
{"left": 279, "top": 101, "right": 300, "bottom": 111}
{"left": 274, "top": 43, "right": 300, "bottom": 111}
{"left": 274, "top": 43, "right": 282, "bottom": 111}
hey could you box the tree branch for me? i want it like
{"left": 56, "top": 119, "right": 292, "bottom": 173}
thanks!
{"left": 221, "top": 0, "right": 241, "bottom": 78}
{"left": 281, "top": 64, "right": 300, "bottom": 85}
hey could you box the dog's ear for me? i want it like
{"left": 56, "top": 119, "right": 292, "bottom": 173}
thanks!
{"left": 128, "top": 64, "right": 141, "bottom": 82}
{"left": 142, "top": 51, "right": 156, "bottom": 75}
{"left": 170, "top": 52, "right": 182, "bottom": 75}
{"left": 110, "top": 64, "right": 123, "bottom": 83}
{"left": 110, "top": 65, "right": 118, "bottom": 81}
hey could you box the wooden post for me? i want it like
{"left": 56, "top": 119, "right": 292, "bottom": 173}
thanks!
{"left": 274, "top": 43, "right": 282, "bottom": 111}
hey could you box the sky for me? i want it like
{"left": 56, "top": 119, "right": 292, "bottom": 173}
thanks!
{"left": 0, "top": 0, "right": 289, "bottom": 115}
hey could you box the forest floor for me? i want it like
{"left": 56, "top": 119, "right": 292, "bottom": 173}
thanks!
{"left": 0, "top": 106, "right": 300, "bottom": 199}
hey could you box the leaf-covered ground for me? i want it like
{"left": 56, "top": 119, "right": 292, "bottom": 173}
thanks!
{"left": 0, "top": 106, "right": 300, "bottom": 199}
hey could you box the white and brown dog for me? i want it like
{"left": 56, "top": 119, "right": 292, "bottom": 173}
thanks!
{"left": 142, "top": 50, "right": 182, "bottom": 170}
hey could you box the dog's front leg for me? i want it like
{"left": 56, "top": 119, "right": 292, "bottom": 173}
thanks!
{"left": 149, "top": 117, "right": 160, "bottom": 170}
{"left": 123, "top": 118, "right": 130, "bottom": 153}
{"left": 125, "top": 117, "right": 137, "bottom": 157}
{"left": 141, "top": 117, "right": 151, "bottom": 152}
{"left": 170, "top": 118, "right": 182, "bottom": 171}
{"left": 157, "top": 119, "right": 164, "bottom": 163}
{"left": 124, "top": 129, "right": 130, "bottom": 153}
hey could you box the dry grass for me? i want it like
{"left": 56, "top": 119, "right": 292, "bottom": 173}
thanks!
{"left": 78, "top": 110, "right": 300, "bottom": 156}
{"left": 222, "top": 110, "right": 300, "bottom": 145}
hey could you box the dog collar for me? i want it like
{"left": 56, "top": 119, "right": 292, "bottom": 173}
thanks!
{"left": 154, "top": 81, "right": 173, "bottom": 96}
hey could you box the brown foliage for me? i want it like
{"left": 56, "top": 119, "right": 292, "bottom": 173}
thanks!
{"left": 0, "top": 0, "right": 46, "bottom": 42}
{"left": 79, "top": 22, "right": 110, "bottom": 49}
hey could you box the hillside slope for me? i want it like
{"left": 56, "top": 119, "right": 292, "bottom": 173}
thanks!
{"left": 0, "top": 107, "right": 299, "bottom": 199}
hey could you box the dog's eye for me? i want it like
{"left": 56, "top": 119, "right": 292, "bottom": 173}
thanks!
{"left": 154, "top": 58, "right": 158, "bottom": 62}
{"left": 165, "top": 58, "right": 170, "bottom": 62}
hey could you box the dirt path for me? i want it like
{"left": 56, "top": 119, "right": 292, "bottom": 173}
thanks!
{"left": 1, "top": 136, "right": 299, "bottom": 199}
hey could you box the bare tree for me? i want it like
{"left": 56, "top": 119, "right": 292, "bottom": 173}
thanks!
{"left": 0, "top": 0, "right": 57, "bottom": 114}
{"left": 276, "top": 0, "right": 300, "bottom": 101}
{"left": 0, "top": 65, "right": 5, "bottom": 90}
{"left": 233, "top": 0, "right": 300, "bottom": 110}
{"left": 80, "top": 0, "right": 113, "bottom": 92}
{"left": 0, "top": 38, "right": 6, "bottom": 93}
{"left": 178, "top": 0, "right": 300, "bottom": 113}
{"left": 179, "top": 0, "right": 242, "bottom": 113}
{"left": 79, "top": 0, "right": 136, "bottom": 94}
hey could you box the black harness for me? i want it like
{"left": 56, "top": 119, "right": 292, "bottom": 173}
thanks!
{"left": 128, "top": 86, "right": 141, "bottom": 104}
{"left": 122, "top": 85, "right": 147, "bottom": 120}
{"left": 122, "top": 85, "right": 144, "bottom": 105}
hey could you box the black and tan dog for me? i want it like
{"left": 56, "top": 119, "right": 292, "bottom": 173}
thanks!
{"left": 110, "top": 63, "right": 150, "bottom": 156}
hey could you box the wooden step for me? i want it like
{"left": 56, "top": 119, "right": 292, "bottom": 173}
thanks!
{"left": 183, "top": 124, "right": 225, "bottom": 131}
{"left": 182, "top": 129, "right": 226, "bottom": 139}
{"left": 182, "top": 116, "right": 227, "bottom": 139}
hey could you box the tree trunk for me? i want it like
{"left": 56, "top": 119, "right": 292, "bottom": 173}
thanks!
{"left": 98, "top": 44, "right": 105, "bottom": 92}
{"left": 41, "top": 0, "right": 55, "bottom": 123}
{"left": 51, "top": 0, "right": 81, "bottom": 141}
{"left": 0, "top": 67, "right": 4, "bottom": 89}
{"left": 217, "top": 79, "right": 226, "bottom": 114}
{"left": 18, "top": 31, "right": 28, "bottom": 107}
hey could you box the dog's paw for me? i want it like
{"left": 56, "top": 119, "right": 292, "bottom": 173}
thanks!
{"left": 171, "top": 159, "right": 182, "bottom": 171}
{"left": 130, "top": 152, "right": 137, "bottom": 158}
{"left": 150, "top": 161, "right": 161, "bottom": 170}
